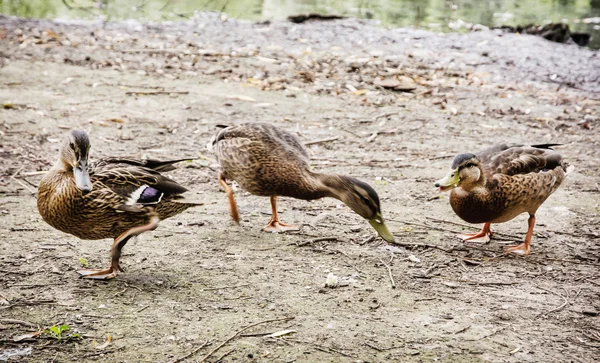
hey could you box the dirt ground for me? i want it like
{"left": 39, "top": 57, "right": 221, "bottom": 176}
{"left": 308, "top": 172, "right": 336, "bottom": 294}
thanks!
{"left": 1, "top": 14, "right": 599, "bottom": 362}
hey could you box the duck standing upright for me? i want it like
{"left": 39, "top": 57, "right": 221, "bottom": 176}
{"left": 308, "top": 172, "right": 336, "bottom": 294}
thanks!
{"left": 207, "top": 122, "right": 394, "bottom": 242}
{"left": 37, "top": 130, "right": 201, "bottom": 279}
{"left": 435, "top": 143, "right": 573, "bottom": 255}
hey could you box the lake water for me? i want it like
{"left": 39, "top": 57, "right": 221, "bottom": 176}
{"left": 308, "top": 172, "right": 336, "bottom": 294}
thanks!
{"left": 1, "top": 0, "right": 599, "bottom": 48}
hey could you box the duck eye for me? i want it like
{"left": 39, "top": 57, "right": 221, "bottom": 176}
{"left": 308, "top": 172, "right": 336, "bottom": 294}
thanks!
{"left": 69, "top": 142, "right": 76, "bottom": 150}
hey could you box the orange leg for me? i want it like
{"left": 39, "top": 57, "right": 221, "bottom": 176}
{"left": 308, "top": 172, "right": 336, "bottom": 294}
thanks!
{"left": 263, "top": 196, "right": 299, "bottom": 233}
{"left": 78, "top": 216, "right": 160, "bottom": 280}
{"left": 219, "top": 172, "right": 239, "bottom": 223}
{"left": 457, "top": 222, "right": 492, "bottom": 243}
{"left": 505, "top": 215, "right": 534, "bottom": 255}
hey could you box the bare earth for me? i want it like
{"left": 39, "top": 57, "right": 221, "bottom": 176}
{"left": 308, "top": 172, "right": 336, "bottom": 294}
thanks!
{"left": 0, "top": 14, "right": 599, "bottom": 362}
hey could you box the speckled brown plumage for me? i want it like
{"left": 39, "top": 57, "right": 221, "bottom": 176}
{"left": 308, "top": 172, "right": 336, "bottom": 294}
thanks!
{"left": 207, "top": 122, "right": 394, "bottom": 242}
{"left": 436, "top": 143, "right": 573, "bottom": 255}
{"left": 37, "top": 130, "right": 200, "bottom": 279}
{"left": 38, "top": 158, "right": 197, "bottom": 240}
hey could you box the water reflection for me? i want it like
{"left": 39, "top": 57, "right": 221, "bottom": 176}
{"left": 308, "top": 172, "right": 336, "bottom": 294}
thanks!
{"left": 1, "top": 0, "right": 599, "bottom": 48}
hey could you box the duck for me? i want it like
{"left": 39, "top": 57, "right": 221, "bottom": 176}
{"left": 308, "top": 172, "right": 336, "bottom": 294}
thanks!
{"left": 37, "top": 130, "right": 201, "bottom": 279}
{"left": 435, "top": 143, "right": 573, "bottom": 255}
{"left": 207, "top": 122, "right": 394, "bottom": 243}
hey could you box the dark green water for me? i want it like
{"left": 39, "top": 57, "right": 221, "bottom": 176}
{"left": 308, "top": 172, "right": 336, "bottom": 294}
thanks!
{"left": 1, "top": 0, "right": 599, "bottom": 48}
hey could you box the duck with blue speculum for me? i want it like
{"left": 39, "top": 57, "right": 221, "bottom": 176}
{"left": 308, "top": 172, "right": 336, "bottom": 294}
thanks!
{"left": 435, "top": 143, "right": 573, "bottom": 255}
{"left": 37, "top": 130, "right": 201, "bottom": 279}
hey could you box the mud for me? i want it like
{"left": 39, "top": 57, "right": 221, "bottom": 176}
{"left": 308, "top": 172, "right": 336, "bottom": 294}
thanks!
{"left": 0, "top": 14, "right": 599, "bottom": 362}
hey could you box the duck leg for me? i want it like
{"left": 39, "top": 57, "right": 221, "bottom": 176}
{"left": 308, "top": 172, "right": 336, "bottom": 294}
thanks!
{"left": 78, "top": 216, "right": 160, "bottom": 280}
{"left": 457, "top": 222, "right": 492, "bottom": 243}
{"left": 263, "top": 196, "right": 299, "bottom": 233}
{"left": 504, "top": 215, "right": 534, "bottom": 255}
{"left": 219, "top": 172, "right": 240, "bottom": 223}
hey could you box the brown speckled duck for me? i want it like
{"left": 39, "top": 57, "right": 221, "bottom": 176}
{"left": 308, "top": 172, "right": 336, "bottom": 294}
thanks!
{"left": 207, "top": 122, "right": 394, "bottom": 242}
{"left": 435, "top": 143, "right": 573, "bottom": 255}
{"left": 37, "top": 130, "right": 201, "bottom": 279}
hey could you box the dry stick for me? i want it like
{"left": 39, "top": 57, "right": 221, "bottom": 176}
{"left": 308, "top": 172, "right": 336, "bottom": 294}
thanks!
{"left": 304, "top": 136, "right": 340, "bottom": 146}
{"left": 198, "top": 317, "right": 295, "bottom": 362}
{"left": 536, "top": 286, "right": 569, "bottom": 317}
{"left": 200, "top": 284, "right": 250, "bottom": 291}
{"left": 313, "top": 345, "right": 354, "bottom": 357}
{"left": 10, "top": 176, "right": 35, "bottom": 194}
{"left": 169, "top": 340, "right": 210, "bottom": 363}
{"left": 214, "top": 348, "right": 235, "bottom": 362}
{"left": 364, "top": 341, "right": 383, "bottom": 351}
{"left": 0, "top": 318, "right": 37, "bottom": 327}
{"left": 125, "top": 91, "right": 189, "bottom": 95}
{"left": 388, "top": 240, "right": 453, "bottom": 253}
{"left": 378, "top": 257, "right": 396, "bottom": 289}
{"left": 297, "top": 237, "right": 338, "bottom": 247}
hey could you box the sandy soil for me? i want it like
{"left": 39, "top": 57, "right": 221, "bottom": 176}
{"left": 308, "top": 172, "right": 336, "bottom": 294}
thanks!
{"left": 0, "top": 14, "right": 599, "bottom": 362}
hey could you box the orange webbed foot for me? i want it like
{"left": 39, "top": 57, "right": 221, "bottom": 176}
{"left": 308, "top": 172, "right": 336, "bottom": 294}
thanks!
{"left": 504, "top": 243, "right": 530, "bottom": 255}
{"left": 263, "top": 221, "right": 299, "bottom": 233}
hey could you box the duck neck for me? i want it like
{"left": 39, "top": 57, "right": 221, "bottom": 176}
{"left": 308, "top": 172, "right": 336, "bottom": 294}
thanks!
{"left": 306, "top": 172, "right": 351, "bottom": 201}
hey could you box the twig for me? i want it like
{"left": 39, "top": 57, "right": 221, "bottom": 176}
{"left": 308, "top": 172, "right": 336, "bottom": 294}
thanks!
{"left": 453, "top": 325, "right": 471, "bottom": 334}
{"left": 296, "top": 237, "right": 338, "bottom": 247}
{"left": 313, "top": 345, "right": 354, "bottom": 357}
{"left": 388, "top": 240, "right": 453, "bottom": 253}
{"left": 214, "top": 348, "right": 235, "bottom": 362}
{"left": 169, "top": 340, "right": 210, "bottom": 363}
{"left": 135, "top": 305, "right": 150, "bottom": 313}
{"left": 200, "top": 284, "right": 250, "bottom": 291}
{"left": 364, "top": 341, "right": 383, "bottom": 351}
{"left": 0, "top": 318, "right": 37, "bottom": 327}
{"left": 373, "top": 112, "right": 399, "bottom": 121}
{"left": 198, "top": 317, "right": 295, "bottom": 362}
{"left": 10, "top": 176, "right": 35, "bottom": 194}
{"left": 536, "top": 286, "right": 569, "bottom": 317}
{"left": 304, "top": 136, "right": 340, "bottom": 146}
{"left": 378, "top": 257, "right": 396, "bottom": 289}
{"left": 125, "top": 91, "right": 189, "bottom": 95}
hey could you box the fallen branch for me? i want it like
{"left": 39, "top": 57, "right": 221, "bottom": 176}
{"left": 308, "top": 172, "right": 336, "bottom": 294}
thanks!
{"left": 169, "top": 340, "right": 210, "bottom": 363}
{"left": 536, "top": 286, "right": 569, "bottom": 317}
{"left": 198, "top": 316, "right": 295, "bottom": 362}
{"left": 125, "top": 91, "right": 189, "bottom": 96}
{"left": 388, "top": 240, "right": 453, "bottom": 253}
{"left": 0, "top": 319, "right": 37, "bottom": 328}
{"left": 378, "top": 257, "right": 396, "bottom": 289}
{"left": 304, "top": 136, "right": 340, "bottom": 146}
{"left": 296, "top": 237, "right": 339, "bottom": 247}
{"left": 200, "top": 284, "right": 250, "bottom": 291}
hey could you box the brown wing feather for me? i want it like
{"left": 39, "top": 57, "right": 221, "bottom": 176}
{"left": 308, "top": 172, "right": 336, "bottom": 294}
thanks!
{"left": 216, "top": 123, "right": 309, "bottom": 162}
{"left": 479, "top": 144, "right": 565, "bottom": 177}
{"left": 213, "top": 123, "right": 314, "bottom": 197}
{"left": 91, "top": 157, "right": 194, "bottom": 172}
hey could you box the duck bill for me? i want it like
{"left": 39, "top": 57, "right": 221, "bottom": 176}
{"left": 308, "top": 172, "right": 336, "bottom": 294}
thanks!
{"left": 369, "top": 213, "right": 395, "bottom": 243}
{"left": 74, "top": 160, "right": 92, "bottom": 193}
{"left": 435, "top": 169, "right": 459, "bottom": 192}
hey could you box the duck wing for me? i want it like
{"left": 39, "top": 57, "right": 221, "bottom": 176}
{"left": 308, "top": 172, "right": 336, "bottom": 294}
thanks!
{"left": 481, "top": 144, "right": 564, "bottom": 177}
{"left": 89, "top": 165, "right": 189, "bottom": 213}
{"left": 211, "top": 123, "right": 309, "bottom": 162}
{"left": 91, "top": 157, "right": 194, "bottom": 172}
